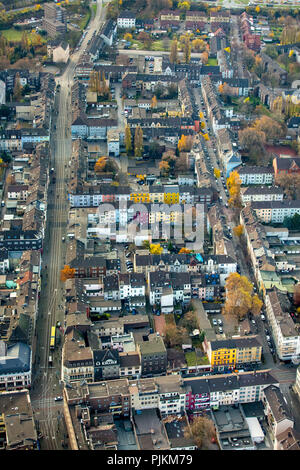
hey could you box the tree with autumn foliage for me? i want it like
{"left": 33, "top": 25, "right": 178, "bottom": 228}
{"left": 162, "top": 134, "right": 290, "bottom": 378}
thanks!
{"left": 94, "top": 156, "right": 107, "bottom": 173}
{"left": 125, "top": 124, "right": 132, "bottom": 155}
{"left": 164, "top": 324, "right": 188, "bottom": 348}
{"left": 238, "top": 127, "right": 266, "bottom": 164}
{"left": 60, "top": 265, "right": 75, "bottom": 282}
{"left": 214, "top": 168, "right": 221, "bottom": 179}
{"left": 151, "top": 95, "right": 158, "bottom": 109}
{"left": 276, "top": 173, "right": 300, "bottom": 200}
{"left": 227, "top": 171, "right": 242, "bottom": 210}
{"left": 159, "top": 160, "right": 170, "bottom": 176}
{"left": 179, "top": 310, "right": 198, "bottom": 333}
{"left": 253, "top": 116, "right": 286, "bottom": 143}
{"left": 223, "top": 272, "right": 262, "bottom": 321}
{"left": 13, "top": 72, "right": 22, "bottom": 101}
{"left": 201, "top": 51, "right": 208, "bottom": 65}
{"left": 192, "top": 38, "right": 207, "bottom": 52}
{"left": 184, "top": 416, "right": 217, "bottom": 450}
{"left": 150, "top": 243, "right": 163, "bottom": 255}
{"left": 169, "top": 39, "right": 179, "bottom": 64}
{"left": 124, "top": 32, "right": 132, "bottom": 42}
{"left": 183, "top": 35, "right": 191, "bottom": 64}
{"left": 179, "top": 247, "right": 193, "bottom": 254}
{"left": 293, "top": 283, "right": 300, "bottom": 306}
{"left": 233, "top": 225, "right": 244, "bottom": 237}
{"left": 177, "top": 135, "right": 193, "bottom": 152}
{"left": 134, "top": 125, "right": 143, "bottom": 158}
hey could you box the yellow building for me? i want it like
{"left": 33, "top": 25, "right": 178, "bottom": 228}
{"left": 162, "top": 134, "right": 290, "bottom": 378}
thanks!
{"left": 207, "top": 336, "right": 262, "bottom": 371}
{"left": 130, "top": 191, "right": 150, "bottom": 203}
{"left": 164, "top": 185, "right": 180, "bottom": 204}
{"left": 208, "top": 341, "right": 237, "bottom": 370}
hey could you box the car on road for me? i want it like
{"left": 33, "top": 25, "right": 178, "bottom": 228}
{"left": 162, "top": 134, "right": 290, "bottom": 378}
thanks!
{"left": 266, "top": 335, "right": 271, "bottom": 341}
{"left": 54, "top": 396, "right": 63, "bottom": 402}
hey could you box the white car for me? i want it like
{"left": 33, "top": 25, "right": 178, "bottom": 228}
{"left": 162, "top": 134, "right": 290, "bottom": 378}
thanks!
{"left": 212, "top": 319, "right": 217, "bottom": 326}
{"left": 261, "top": 314, "right": 265, "bottom": 321}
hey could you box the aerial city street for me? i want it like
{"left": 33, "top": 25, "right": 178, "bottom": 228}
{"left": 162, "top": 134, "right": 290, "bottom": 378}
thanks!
{"left": 0, "top": 0, "right": 300, "bottom": 452}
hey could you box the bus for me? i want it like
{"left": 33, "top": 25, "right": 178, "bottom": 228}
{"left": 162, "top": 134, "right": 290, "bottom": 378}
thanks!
{"left": 50, "top": 326, "right": 56, "bottom": 350}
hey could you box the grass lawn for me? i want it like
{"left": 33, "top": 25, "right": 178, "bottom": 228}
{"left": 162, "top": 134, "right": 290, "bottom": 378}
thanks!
{"left": 185, "top": 351, "right": 210, "bottom": 367}
{"left": 79, "top": 9, "right": 91, "bottom": 30}
{"left": 2, "top": 29, "right": 25, "bottom": 42}
{"left": 91, "top": 3, "right": 97, "bottom": 15}
{"left": 206, "top": 58, "right": 218, "bottom": 66}
{"left": 151, "top": 40, "right": 169, "bottom": 52}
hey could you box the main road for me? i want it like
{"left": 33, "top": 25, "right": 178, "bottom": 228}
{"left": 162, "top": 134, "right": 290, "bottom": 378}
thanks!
{"left": 30, "top": 0, "right": 106, "bottom": 450}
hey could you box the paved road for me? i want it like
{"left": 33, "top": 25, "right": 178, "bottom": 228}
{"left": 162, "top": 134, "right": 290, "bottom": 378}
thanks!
{"left": 30, "top": 0, "right": 105, "bottom": 450}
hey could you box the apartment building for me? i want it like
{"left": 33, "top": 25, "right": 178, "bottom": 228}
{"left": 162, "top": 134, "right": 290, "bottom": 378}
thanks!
{"left": 0, "top": 390, "right": 38, "bottom": 449}
{"left": 0, "top": 341, "right": 32, "bottom": 392}
{"left": 205, "top": 336, "right": 262, "bottom": 372}
{"left": 148, "top": 271, "right": 191, "bottom": 307}
{"left": 236, "top": 166, "right": 274, "bottom": 185}
{"left": 117, "top": 11, "right": 136, "bottom": 29}
{"left": 262, "top": 385, "right": 294, "bottom": 439}
{"left": 251, "top": 200, "right": 300, "bottom": 224}
{"left": 137, "top": 334, "right": 167, "bottom": 377}
{"left": 265, "top": 288, "right": 300, "bottom": 361}
{"left": 62, "top": 330, "right": 94, "bottom": 384}
{"left": 241, "top": 186, "right": 284, "bottom": 203}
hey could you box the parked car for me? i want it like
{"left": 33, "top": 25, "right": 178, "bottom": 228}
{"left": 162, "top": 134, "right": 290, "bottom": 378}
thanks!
{"left": 218, "top": 319, "right": 223, "bottom": 326}
{"left": 54, "top": 396, "right": 63, "bottom": 402}
{"left": 212, "top": 319, "right": 217, "bottom": 326}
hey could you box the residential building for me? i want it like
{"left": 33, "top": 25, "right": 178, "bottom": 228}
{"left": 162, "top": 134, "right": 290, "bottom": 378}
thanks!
{"left": 117, "top": 11, "right": 136, "bottom": 29}
{"left": 251, "top": 200, "right": 300, "bottom": 224}
{"left": 241, "top": 186, "right": 284, "bottom": 203}
{"left": 0, "top": 390, "right": 38, "bottom": 450}
{"left": 137, "top": 334, "right": 167, "bottom": 377}
{"left": 93, "top": 348, "right": 120, "bottom": 381}
{"left": 262, "top": 385, "right": 294, "bottom": 439}
{"left": 205, "top": 336, "right": 262, "bottom": 372}
{"left": 265, "top": 288, "right": 300, "bottom": 361}
{"left": 0, "top": 341, "right": 32, "bottom": 392}
{"left": 236, "top": 166, "right": 274, "bottom": 185}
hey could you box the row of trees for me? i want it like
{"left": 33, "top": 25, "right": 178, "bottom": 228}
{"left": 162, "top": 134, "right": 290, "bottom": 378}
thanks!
{"left": 89, "top": 71, "right": 111, "bottom": 101}
{"left": 169, "top": 35, "right": 208, "bottom": 64}
{"left": 226, "top": 170, "right": 242, "bottom": 210}
{"left": 125, "top": 124, "right": 144, "bottom": 158}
